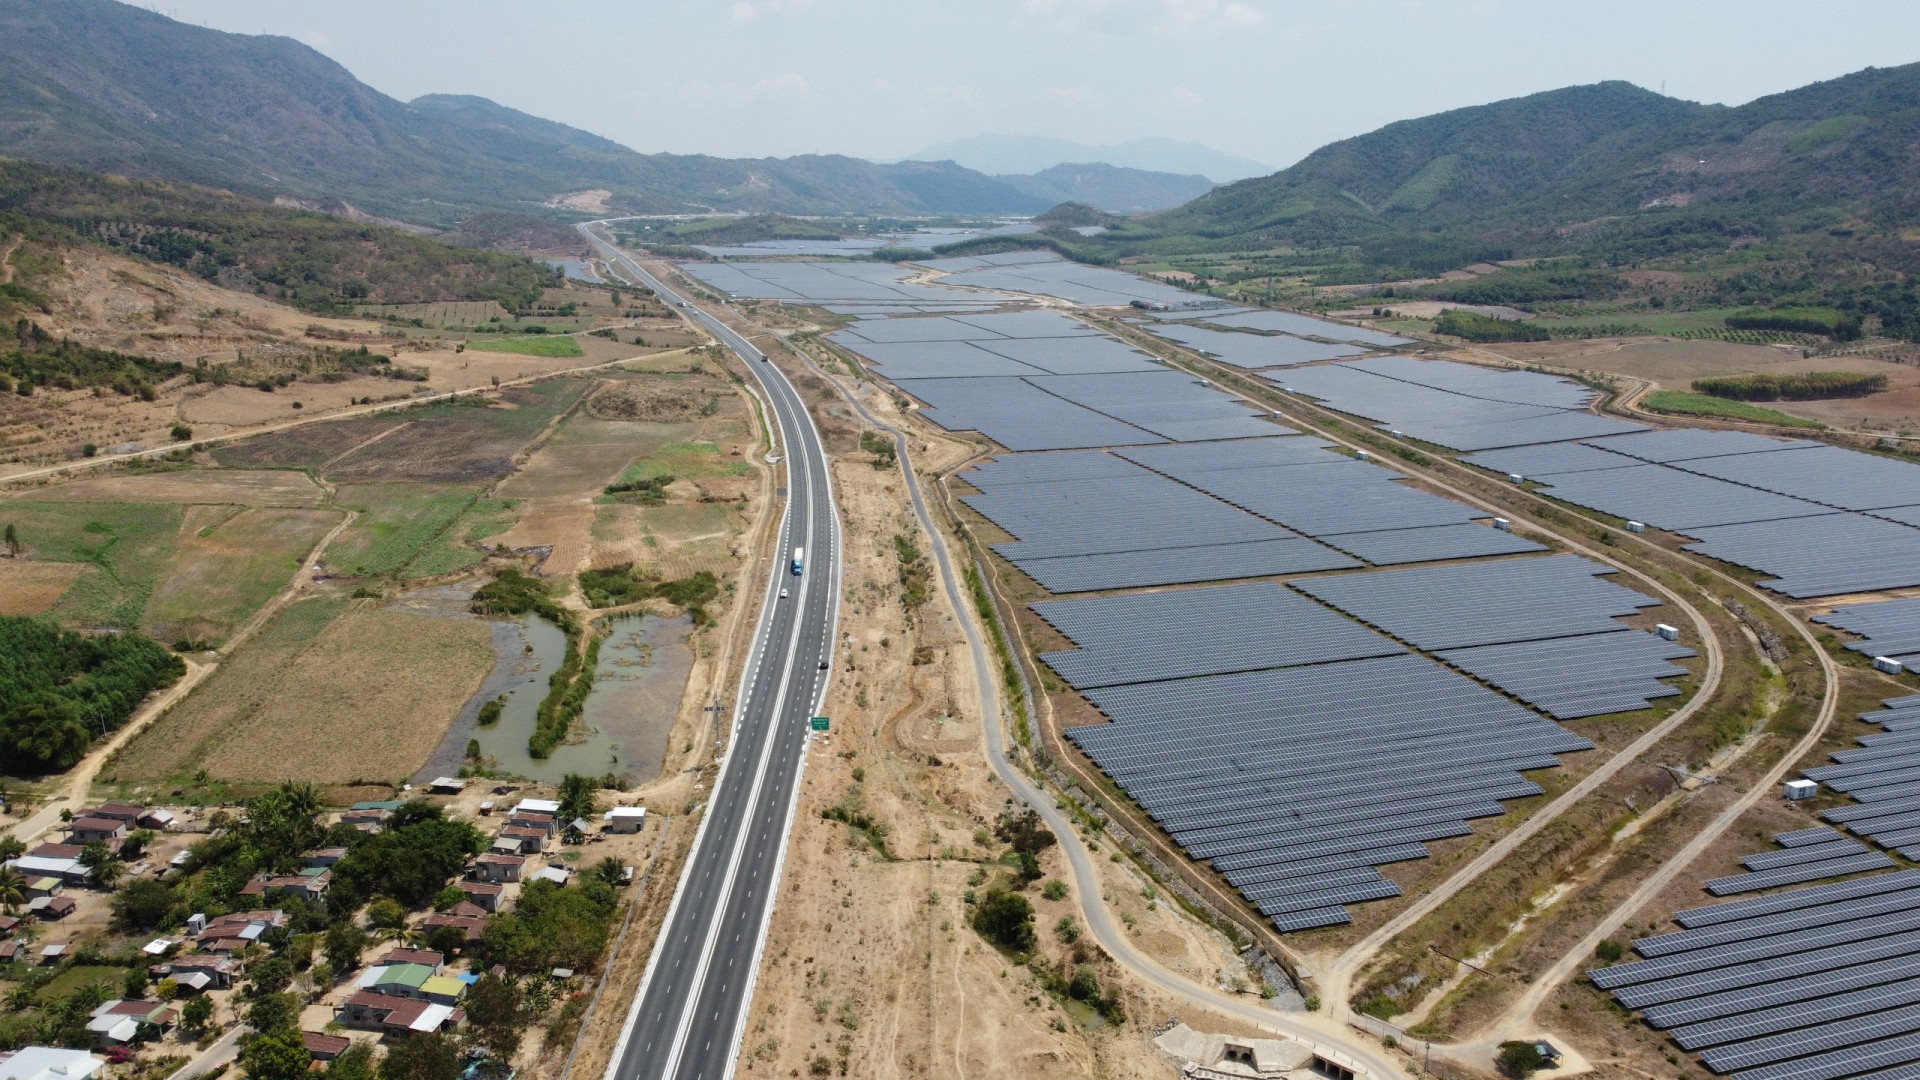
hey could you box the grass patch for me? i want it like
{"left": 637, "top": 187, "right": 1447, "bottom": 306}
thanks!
{"left": 1641, "top": 390, "right": 1826, "bottom": 428}
{"left": 464, "top": 335, "right": 585, "bottom": 358}
{"left": 0, "top": 501, "right": 181, "bottom": 629}
{"left": 405, "top": 498, "right": 520, "bottom": 579}
{"left": 34, "top": 967, "right": 122, "bottom": 1003}
{"left": 327, "top": 484, "right": 480, "bottom": 577}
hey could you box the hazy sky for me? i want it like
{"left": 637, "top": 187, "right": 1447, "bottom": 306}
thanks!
{"left": 159, "top": 0, "right": 1920, "bottom": 169}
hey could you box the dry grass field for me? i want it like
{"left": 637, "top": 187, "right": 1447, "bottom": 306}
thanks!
{"left": 108, "top": 595, "right": 494, "bottom": 787}
{"left": 6, "top": 468, "right": 327, "bottom": 507}
{"left": 143, "top": 505, "right": 342, "bottom": 645}
{"left": 0, "top": 559, "right": 87, "bottom": 615}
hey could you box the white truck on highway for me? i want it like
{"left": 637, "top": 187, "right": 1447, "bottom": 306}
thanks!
{"left": 791, "top": 547, "right": 805, "bottom": 575}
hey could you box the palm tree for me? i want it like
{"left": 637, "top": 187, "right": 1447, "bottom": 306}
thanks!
{"left": 79, "top": 841, "right": 121, "bottom": 889}
{"left": 282, "top": 782, "right": 322, "bottom": 825}
{"left": 556, "top": 774, "right": 600, "bottom": 824}
{"left": 0, "top": 867, "right": 25, "bottom": 915}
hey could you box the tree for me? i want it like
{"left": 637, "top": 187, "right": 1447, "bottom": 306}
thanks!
{"left": 2, "top": 523, "right": 16, "bottom": 558}
{"left": 594, "top": 857, "right": 625, "bottom": 886}
{"left": 0, "top": 867, "right": 26, "bottom": 915}
{"left": 247, "top": 955, "right": 293, "bottom": 997}
{"left": 0, "top": 836, "right": 23, "bottom": 862}
{"left": 240, "top": 1027, "right": 312, "bottom": 1080}
{"left": 180, "top": 994, "right": 214, "bottom": 1034}
{"left": 155, "top": 978, "right": 179, "bottom": 1001}
{"left": 994, "top": 808, "right": 1055, "bottom": 855}
{"left": 969, "top": 889, "right": 1035, "bottom": 953}
{"left": 433, "top": 886, "right": 466, "bottom": 912}
{"left": 367, "top": 897, "right": 407, "bottom": 933}
{"left": 325, "top": 921, "right": 369, "bottom": 974}
{"left": 245, "top": 992, "right": 299, "bottom": 1035}
{"left": 379, "top": 1032, "right": 460, "bottom": 1080}
{"left": 326, "top": 1043, "right": 378, "bottom": 1080}
{"left": 79, "top": 840, "right": 121, "bottom": 887}
{"left": 120, "top": 829, "right": 156, "bottom": 860}
{"left": 123, "top": 966, "right": 149, "bottom": 1000}
{"left": 1497, "top": 1041, "right": 1547, "bottom": 1080}
{"left": 111, "top": 877, "right": 177, "bottom": 930}
{"left": 556, "top": 773, "right": 601, "bottom": 824}
{"left": 463, "top": 974, "right": 522, "bottom": 1060}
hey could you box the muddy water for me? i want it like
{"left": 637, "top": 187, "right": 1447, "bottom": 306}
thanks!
{"left": 409, "top": 588, "right": 693, "bottom": 785}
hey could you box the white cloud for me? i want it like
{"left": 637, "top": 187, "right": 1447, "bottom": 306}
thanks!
{"left": 730, "top": 2, "right": 756, "bottom": 24}
{"left": 728, "top": 0, "right": 815, "bottom": 26}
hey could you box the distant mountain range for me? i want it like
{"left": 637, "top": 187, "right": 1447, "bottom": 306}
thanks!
{"left": 994, "top": 163, "right": 1214, "bottom": 214}
{"left": 906, "top": 135, "right": 1273, "bottom": 183}
{"left": 0, "top": 0, "right": 1210, "bottom": 223}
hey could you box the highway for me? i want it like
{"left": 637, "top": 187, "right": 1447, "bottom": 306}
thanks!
{"left": 580, "top": 223, "right": 842, "bottom": 1080}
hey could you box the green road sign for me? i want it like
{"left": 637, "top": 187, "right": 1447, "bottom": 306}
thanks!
{"left": 810, "top": 716, "right": 830, "bottom": 731}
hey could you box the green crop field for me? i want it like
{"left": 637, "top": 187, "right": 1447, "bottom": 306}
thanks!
{"left": 144, "top": 506, "right": 342, "bottom": 647}
{"left": 465, "top": 335, "right": 585, "bottom": 357}
{"left": 326, "top": 484, "right": 480, "bottom": 576}
{"left": 1641, "top": 390, "right": 1826, "bottom": 429}
{"left": 0, "top": 500, "right": 182, "bottom": 629}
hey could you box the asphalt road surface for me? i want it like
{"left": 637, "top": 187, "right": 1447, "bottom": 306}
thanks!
{"left": 581, "top": 224, "right": 842, "bottom": 1080}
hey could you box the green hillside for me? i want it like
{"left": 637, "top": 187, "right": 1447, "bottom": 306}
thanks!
{"left": 1067, "top": 66, "right": 1920, "bottom": 339}
{"left": 0, "top": 161, "right": 556, "bottom": 315}
{"left": 0, "top": 0, "right": 1051, "bottom": 224}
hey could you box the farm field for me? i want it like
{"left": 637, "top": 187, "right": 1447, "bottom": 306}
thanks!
{"left": 4, "top": 468, "right": 326, "bottom": 507}
{"left": 325, "top": 483, "right": 483, "bottom": 578}
{"left": 322, "top": 378, "right": 590, "bottom": 483}
{"left": 0, "top": 499, "right": 182, "bottom": 629}
{"left": 465, "top": 334, "right": 586, "bottom": 357}
{"left": 106, "top": 595, "right": 493, "bottom": 791}
{"left": 0, "top": 560, "right": 86, "bottom": 615}
{"left": 143, "top": 505, "right": 341, "bottom": 646}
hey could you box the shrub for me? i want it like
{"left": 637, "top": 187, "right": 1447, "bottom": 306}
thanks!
{"left": 1594, "top": 939, "right": 1625, "bottom": 962}
{"left": 170, "top": 424, "right": 193, "bottom": 442}
{"left": 970, "top": 889, "right": 1035, "bottom": 952}
{"left": 1497, "top": 1041, "right": 1548, "bottom": 1079}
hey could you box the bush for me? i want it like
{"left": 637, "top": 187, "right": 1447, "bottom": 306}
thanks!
{"left": 1725, "top": 307, "right": 1863, "bottom": 340}
{"left": 970, "top": 889, "right": 1035, "bottom": 953}
{"left": 1594, "top": 939, "right": 1625, "bottom": 962}
{"left": 170, "top": 423, "right": 193, "bottom": 442}
{"left": 1433, "top": 309, "right": 1548, "bottom": 343}
{"left": 1497, "top": 1041, "right": 1548, "bottom": 1079}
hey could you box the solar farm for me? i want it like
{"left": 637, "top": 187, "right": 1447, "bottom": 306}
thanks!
{"left": 682, "top": 246, "right": 1920, "bottom": 1080}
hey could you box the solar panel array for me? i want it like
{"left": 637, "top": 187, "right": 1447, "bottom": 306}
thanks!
{"left": 1294, "top": 554, "right": 1662, "bottom": 650}
{"left": 1472, "top": 427, "right": 1920, "bottom": 598}
{"left": 1069, "top": 653, "right": 1592, "bottom": 932}
{"left": 1270, "top": 363, "right": 1646, "bottom": 451}
{"left": 919, "top": 251, "right": 1199, "bottom": 307}
{"left": 1437, "top": 630, "right": 1696, "bottom": 720}
{"left": 1811, "top": 696, "right": 1920, "bottom": 859}
{"left": 680, "top": 260, "right": 1011, "bottom": 303}
{"left": 1593, "top": 845, "right": 1920, "bottom": 1080}
{"left": 1815, "top": 600, "right": 1920, "bottom": 668}
{"left": 961, "top": 450, "right": 1361, "bottom": 592}
{"left": 894, "top": 376, "right": 1169, "bottom": 451}
{"left": 1198, "top": 310, "right": 1415, "bottom": 349}
{"left": 1139, "top": 321, "right": 1368, "bottom": 369}
{"left": 1685, "top": 515, "right": 1920, "bottom": 599}
{"left": 1033, "top": 583, "right": 1405, "bottom": 687}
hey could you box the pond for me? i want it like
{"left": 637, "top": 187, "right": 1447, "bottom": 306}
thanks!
{"left": 408, "top": 594, "right": 694, "bottom": 785}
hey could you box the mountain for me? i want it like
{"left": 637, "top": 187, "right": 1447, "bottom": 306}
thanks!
{"left": 906, "top": 135, "right": 1272, "bottom": 183}
{"left": 993, "top": 163, "right": 1214, "bottom": 214}
{"left": 1138, "top": 67, "right": 1920, "bottom": 249}
{"left": 0, "top": 0, "right": 1051, "bottom": 224}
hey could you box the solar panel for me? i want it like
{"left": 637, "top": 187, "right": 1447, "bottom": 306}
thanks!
{"left": 1534, "top": 464, "right": 1834, "bottom": 531}
{"left": 1678, "top": 444, "right": 1920, "bottom": 512}
{"left": 1816, "top": 598, "right": 1920, "bottom": 667}
{"left": 1437, "top": 630, "right": 1695, "bottom": 719}
{"left": 1705, "top": 852, "right": 1898, "bottom": 895}
{"left": 1294, "top": 554, "right": 1660, "bottom": 650}
{"left": 1685, "top": 514, "right": 1920, "bottom": 598}
{"left": 1320, "top": 522, "right": 1547, "bottom": 566}
{"left": 1033, "top": 582, "right": 1404, "bottom": 687}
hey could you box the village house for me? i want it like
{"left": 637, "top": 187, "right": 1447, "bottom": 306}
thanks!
{"left": 453, "top": 881, "right": 503, "bottom": 913}
{"left": 468, "top": 854, "right": 524, "bottom": 884}
{"left": 85, "top": 1000, "right": 176, "bottom": 1048}
{"left": 335, "top": 992, "right": 462, "bottom": 1039}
